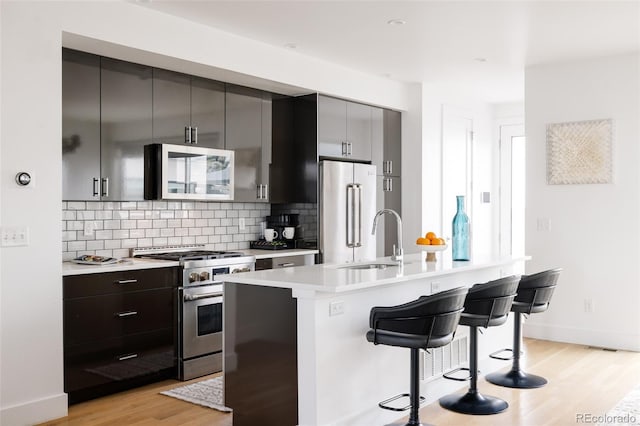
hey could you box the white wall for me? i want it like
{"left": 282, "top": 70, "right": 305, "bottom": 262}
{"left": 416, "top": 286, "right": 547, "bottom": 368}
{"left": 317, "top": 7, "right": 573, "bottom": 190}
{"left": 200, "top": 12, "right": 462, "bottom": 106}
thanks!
{"left": 0, "top": 2, "right": 415, "bottom": 424}
{"left": 524, "top": 53, "right": 640, "bottom": 351}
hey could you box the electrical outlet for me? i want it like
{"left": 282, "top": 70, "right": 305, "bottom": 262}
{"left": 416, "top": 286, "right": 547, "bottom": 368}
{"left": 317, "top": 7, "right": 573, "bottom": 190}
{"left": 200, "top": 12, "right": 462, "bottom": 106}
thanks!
{"left": 1, "top": 226, "right": 29, "bottom": 247}
{"left": 537, "top": 218, "right": 551, "bottom": 231}
{"left": 239, "top": 218, "right": 246, "bottom": 231}
{"left": 83, "top": 221, "right": 95, "bottom": 236}
{"left": 584, "top": 298, "right": 594, "bottom": 313}
{"left": 329, "top": 301, "right": 345, "bottom": 316}
{"left": 431, "top": 281, "right": 441, "bottom": 293}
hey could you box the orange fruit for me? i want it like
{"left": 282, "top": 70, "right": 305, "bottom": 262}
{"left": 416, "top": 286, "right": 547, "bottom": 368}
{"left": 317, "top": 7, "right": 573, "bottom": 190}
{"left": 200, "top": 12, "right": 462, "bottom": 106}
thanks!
{"left": 416, "top": 237, "right": 430, "bottom": 245}
{"left": 425, "top": 231, "right": 436, "bottom": 240}
{"left": 431, "top": 237, "right": 445, "bottom": 245}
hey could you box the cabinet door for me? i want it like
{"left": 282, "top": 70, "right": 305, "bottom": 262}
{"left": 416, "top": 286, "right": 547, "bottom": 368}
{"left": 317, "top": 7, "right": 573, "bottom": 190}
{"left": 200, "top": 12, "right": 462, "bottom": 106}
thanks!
{"left": 100, "top": 58, "right": 152, "bottom": 201}
{"left": 226, "top": 86, "right": 266, "bottom": 202}
{"left": 346, "top": 101, "right": 372, "bottom": 162}
{"left": 191, "top": 76, "right": 225, "bottom": 149}
{"left": 152, "top": 69, "right": 191, "bottom": 145}
{"left": 383, "top": 109, "right": 402, "bottom": 177}
{"left": 371, "top": 107, "right": 384, "bottom": 174}
{"left": 318, "top": 95, "right": 347, "bottom": 158}
{"left": 62, "top": 49, "right": 101, "bottom": 200}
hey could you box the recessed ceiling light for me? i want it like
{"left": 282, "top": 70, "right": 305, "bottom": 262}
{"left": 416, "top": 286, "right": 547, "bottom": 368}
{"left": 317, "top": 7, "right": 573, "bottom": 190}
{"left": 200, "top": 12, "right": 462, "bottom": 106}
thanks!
{"left": 474, "top": 57, "right": 487, "bottom": 63}
{"left": 387, "top": 19, "right": 406, "bottom": 25}
{"left": 284, "top": 43, "right": 297, "bottom": 49}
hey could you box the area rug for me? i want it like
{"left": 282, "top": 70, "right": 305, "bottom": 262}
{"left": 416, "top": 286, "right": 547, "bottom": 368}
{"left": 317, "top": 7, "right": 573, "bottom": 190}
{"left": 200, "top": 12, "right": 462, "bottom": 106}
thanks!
{"left": 160, "top": 376, "right": 232, "bottom": 413}
{"left": 600, "top": 384, "right": 640, "bottom": 425}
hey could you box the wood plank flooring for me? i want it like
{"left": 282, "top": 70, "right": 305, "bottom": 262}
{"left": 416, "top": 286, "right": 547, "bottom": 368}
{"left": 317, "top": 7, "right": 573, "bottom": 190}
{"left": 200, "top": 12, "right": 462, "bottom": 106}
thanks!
{"left": 40, "top": 339, "right": 640, "bottom": 426}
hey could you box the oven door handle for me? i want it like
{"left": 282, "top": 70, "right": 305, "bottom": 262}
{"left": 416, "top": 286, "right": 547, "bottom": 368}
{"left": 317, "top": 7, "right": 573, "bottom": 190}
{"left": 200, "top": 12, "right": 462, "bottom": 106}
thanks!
{"left": 184, "top": 292, "right": 223, "bottom": 302}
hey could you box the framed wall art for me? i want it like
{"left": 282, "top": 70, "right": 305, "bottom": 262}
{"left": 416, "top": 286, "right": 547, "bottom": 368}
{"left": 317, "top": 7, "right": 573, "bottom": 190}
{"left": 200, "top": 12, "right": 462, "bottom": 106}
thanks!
{"left": 546, "top": 118, "right": 613, "bottom": 185}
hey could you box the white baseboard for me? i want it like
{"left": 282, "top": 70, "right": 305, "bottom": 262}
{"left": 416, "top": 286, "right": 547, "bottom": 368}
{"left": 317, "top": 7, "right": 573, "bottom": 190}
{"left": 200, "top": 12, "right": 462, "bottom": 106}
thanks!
{"left": 524, "top": 323, "right": 640, "bottom": 352}
{"left": 1, "top": 392, "right": 68, "bottom": 426}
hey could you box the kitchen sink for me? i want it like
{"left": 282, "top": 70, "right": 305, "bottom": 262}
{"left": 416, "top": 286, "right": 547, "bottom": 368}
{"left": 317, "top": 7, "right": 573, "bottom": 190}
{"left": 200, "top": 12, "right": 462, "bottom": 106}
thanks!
{"left": 340, "top": 262, "right": 400, "bottom": 270}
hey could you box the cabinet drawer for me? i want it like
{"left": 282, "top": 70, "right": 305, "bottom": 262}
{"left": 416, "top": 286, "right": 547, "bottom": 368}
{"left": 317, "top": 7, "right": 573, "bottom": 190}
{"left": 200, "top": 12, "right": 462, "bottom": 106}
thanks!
{"left": 65, "top": 288, "right": 174, "bottom": 345}
{"left": 64, "top": 328, "right": 175, "bottom": 394}
{"left": 64, "top": 267, "right": 178, "bottom": 299}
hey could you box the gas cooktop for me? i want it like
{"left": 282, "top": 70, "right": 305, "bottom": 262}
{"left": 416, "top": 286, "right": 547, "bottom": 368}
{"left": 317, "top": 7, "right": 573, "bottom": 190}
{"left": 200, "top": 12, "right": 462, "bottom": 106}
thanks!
{"left": 131, "top": 245, "right": 243, "bottom": 261}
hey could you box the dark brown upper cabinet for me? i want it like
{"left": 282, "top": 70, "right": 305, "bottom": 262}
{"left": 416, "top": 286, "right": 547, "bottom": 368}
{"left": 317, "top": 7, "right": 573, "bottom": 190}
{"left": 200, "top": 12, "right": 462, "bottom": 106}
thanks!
{"left": 318, "top": 95, "right": 373, "bottom": 163}
{"left": 152, "top": 69, "right": 225, "bottom": 149}
{"left": 225, "top": 85, "right": 272, "bottom": 202}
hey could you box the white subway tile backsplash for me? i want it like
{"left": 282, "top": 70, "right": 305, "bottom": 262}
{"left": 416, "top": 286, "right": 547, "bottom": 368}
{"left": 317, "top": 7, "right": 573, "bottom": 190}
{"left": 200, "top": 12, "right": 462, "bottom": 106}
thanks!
{"left": 62, "top": 201, "right": 271, "bottom": 257}
{"left": 129, "top": 210, "right": 145, "bottom": 220}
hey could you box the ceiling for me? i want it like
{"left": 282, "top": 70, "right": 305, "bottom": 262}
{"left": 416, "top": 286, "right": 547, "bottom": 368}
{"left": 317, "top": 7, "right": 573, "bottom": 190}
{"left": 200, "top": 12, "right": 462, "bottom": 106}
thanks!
{"left": 135, "top": 1, "right": 640, "bottom": 104}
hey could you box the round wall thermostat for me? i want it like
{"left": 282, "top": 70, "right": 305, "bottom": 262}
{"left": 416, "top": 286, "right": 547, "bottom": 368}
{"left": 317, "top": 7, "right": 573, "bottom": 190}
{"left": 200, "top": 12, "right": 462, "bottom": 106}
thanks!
{"left": 16, "top": 172, "right": 32, "bottom": 186}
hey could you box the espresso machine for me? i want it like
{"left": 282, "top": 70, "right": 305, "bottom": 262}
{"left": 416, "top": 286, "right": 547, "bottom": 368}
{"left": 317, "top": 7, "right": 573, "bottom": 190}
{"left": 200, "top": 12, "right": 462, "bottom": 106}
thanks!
{"left": 251, "top": 214, "right": 301, "bottom": 249}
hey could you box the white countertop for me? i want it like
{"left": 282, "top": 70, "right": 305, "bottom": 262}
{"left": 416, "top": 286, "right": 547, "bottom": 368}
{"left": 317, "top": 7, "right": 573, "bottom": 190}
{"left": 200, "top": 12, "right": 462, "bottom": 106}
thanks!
{"left": 220, "top": 253, "right": 529, "bottom": 294}
{"left": 62, "top": 258, "right": 179, "bottom": 276}
{"left": 62, "top": 249, "right": 317, "bottom": 276}
{"left": 242, "top": 248, "right": 318, "bottom": 259}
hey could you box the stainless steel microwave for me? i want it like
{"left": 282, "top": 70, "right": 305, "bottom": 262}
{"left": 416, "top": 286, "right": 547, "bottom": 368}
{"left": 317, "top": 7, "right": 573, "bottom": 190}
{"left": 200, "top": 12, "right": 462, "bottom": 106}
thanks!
{"left": 144, "top": 144, "right": 234, "bottom": 201}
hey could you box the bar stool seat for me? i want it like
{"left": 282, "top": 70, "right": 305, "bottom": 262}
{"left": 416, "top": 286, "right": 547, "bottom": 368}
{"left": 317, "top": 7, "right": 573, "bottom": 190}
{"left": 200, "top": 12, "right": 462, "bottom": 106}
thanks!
{"left": 439, "top": 275, "right": 519, "bottom": 416}
{"left": 486, "top": 268, "right": 561, "bottom": 389}
{"left": 366, "top": 287, "right": 468, "bottom": 426}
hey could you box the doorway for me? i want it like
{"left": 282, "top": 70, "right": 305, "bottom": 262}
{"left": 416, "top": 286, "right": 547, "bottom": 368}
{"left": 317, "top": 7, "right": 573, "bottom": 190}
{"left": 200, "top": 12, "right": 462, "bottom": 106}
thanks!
{"left": 499, "top": 124, "right": 525, "bottom": 257}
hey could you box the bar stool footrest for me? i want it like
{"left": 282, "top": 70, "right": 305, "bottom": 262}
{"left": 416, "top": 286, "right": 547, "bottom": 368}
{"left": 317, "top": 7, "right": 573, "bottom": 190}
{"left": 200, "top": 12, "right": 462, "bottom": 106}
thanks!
{"left": 378, "top": 393, "right": 426, "bottom": 412}
{"left": 489, "top": 348, "right": 513, "bottom": 361}
{"left": 442, "top": 367, "right": 473, "bottom": 382}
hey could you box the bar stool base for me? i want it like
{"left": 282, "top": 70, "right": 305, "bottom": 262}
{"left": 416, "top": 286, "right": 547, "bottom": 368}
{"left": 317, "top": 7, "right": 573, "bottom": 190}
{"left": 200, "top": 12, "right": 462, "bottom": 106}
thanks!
{"left": 439, "top": 391, "right": 508, "bottom": 415}
{"left": 485, "top": 369, "right": 547, "bottom": 389}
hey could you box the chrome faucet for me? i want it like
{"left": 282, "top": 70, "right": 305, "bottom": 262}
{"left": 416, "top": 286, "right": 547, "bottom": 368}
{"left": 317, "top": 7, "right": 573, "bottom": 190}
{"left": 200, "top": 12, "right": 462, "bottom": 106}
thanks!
{"left": 371, "top": 209, "right": 403, "bottom": 263}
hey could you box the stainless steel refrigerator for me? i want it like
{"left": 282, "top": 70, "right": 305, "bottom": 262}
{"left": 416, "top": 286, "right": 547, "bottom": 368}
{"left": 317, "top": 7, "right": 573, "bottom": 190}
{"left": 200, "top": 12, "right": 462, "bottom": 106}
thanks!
{"left": 319, "top": 160, "right": 377, "bottom": 264}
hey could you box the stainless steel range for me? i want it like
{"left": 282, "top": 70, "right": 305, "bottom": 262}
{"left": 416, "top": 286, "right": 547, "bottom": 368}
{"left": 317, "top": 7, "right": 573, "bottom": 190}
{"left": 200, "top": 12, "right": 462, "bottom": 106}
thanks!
{"left": 132, "top": 245, "right": 255, "bottom": 380}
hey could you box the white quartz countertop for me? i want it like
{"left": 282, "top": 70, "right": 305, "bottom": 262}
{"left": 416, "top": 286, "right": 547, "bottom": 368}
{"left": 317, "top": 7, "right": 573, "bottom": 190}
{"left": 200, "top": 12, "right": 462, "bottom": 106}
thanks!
{"left": 219, "top": 253, "right": 530, "bottom": 294}
{"left": 62, "top": 249, "right": 317, "bottom": 276}
{"left": 62, "top": 258, "right": 179, "bottom": 276}
{"left": 242, "top": 248, "right": 318, "bottom": 259}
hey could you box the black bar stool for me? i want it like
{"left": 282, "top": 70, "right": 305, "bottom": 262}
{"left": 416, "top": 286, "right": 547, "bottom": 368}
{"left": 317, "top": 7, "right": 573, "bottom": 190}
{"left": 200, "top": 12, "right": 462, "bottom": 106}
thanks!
{"left": 366, "top": 287, "right": 468, "bottom": 426}
{"left": 439, "top": 275, "right": 519, "bottom": 415}
{"left": 485, "top": 268, "right": 562, "bottom": 389}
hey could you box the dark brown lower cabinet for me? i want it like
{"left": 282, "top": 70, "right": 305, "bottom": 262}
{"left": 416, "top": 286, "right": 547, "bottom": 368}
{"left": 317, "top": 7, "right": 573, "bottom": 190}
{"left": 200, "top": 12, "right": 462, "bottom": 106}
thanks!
{"left": 63, "top": 267, "right": 178, "bottom": 404}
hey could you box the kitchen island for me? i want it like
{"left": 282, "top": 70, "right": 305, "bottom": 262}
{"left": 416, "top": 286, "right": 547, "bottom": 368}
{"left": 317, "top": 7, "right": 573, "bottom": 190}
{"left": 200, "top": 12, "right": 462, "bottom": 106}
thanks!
{"left": 221, "top": 253, "right": 528, "bottom": 426}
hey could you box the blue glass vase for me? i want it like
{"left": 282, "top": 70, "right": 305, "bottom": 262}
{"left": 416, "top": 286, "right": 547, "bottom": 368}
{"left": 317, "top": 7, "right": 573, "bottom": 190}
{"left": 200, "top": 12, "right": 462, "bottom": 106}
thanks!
{"left": 452, "top": 195, "right": 470, "bottom": 261}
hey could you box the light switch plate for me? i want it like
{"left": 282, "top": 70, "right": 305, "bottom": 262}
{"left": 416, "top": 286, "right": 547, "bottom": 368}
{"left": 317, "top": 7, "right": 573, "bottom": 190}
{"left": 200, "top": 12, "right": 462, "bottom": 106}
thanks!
{"left": 1, "top": 226, "right": 29, "bottom": 247}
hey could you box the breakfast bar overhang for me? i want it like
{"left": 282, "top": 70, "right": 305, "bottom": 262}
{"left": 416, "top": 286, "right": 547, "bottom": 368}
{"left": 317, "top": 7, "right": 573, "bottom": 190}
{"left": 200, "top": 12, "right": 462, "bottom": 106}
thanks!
{"left": 221, "top": 254, "right": 529, "bottom": 426}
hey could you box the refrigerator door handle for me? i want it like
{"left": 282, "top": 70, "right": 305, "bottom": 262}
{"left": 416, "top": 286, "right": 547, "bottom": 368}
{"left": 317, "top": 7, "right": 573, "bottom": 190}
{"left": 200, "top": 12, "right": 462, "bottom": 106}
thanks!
{"left": 346, "top": 184, "right": 356, "bottom": 248}
{"left": 353, "top": 183, "right": 362, "bottom": 247}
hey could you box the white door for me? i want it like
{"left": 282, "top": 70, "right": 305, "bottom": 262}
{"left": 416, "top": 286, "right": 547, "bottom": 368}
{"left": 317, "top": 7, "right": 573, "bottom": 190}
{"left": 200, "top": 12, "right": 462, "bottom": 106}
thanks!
{"left": 499, "top": 124, "right": 526, "bottom": 257}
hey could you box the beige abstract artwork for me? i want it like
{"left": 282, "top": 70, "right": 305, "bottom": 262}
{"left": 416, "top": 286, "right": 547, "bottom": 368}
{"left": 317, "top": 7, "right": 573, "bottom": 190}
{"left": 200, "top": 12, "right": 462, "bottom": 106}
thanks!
{"left": 546, "top": 119, "right": 612, "bottom": 184}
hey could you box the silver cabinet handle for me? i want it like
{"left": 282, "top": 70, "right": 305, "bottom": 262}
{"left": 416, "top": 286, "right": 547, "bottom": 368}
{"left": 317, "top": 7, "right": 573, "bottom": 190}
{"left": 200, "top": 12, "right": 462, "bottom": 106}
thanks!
{"left": 384, "top": 160, "right": 393, "bottom": 175}
{"left": 191, "top": 126, "right": 198, "bottom": 144}
{"left": 277, "top": 262, "right": 296, "bottom": 268}
{"left": 262, "top": 184, "right": 268, "bottom": 200}
{"left": 256, "top": 185, "right": 262, "bottom": 199}
{"left": 115, "top": 279, "right": 138, "bottom": 285}
{"left": 185, "top": 126, "right": 191, "bottom": 144}
{"left": 383, "top": 178, "right": 393, "bottom": 192}
{"left": 118, "top": 354, "right": 138, "bottom": 361}
{"left": 347, "top": 141, "right": 353, "bottom": 156}
{"left": 101, "top": 177, "right": 109, "bottom": 197}
{"left": 115, "top": 311, "right": 138, "bottom": 318}
{"left": 342, "top": 141, "right": 348, "bottom": 156}
{"left": 93, "top": 178, "right": 99, "bottom": 197}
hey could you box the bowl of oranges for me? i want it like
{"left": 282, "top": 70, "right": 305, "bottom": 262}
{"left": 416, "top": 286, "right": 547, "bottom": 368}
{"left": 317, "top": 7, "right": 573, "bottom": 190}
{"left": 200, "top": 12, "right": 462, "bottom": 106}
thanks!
{"left": 416, "top": 231, "right": 448, "bottom": 261}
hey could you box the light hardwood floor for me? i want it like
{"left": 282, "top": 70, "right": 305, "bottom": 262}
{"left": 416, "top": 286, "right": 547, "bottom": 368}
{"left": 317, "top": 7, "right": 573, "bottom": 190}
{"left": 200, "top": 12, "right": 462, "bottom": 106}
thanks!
{"left": 41, "top": 339, "right": 640, "bottom": 426}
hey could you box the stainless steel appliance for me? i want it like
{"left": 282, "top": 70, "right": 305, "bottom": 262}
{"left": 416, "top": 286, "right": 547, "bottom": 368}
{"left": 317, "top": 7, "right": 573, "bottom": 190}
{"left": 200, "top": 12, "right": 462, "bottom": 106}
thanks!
{"left": 319, "top": 160, "right": 377, "bottom": 263}
{"left": 132, "top": 246, "right": 254, "bottom": 380}
{"left": 144, "top": 143, "right": 235, "bottom": 201}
